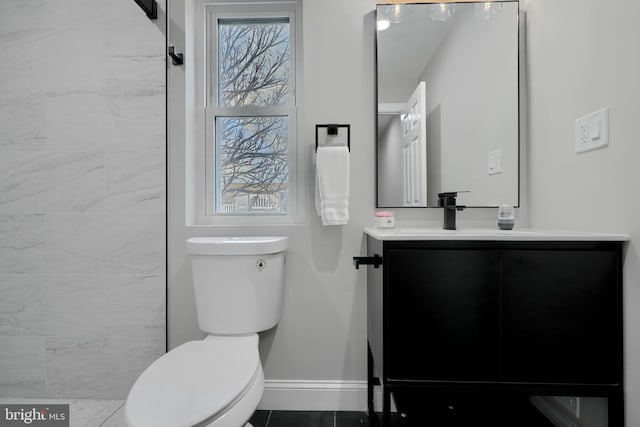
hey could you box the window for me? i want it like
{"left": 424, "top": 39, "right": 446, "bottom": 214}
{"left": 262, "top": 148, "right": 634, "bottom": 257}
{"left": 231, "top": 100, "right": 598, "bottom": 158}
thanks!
{"left": 202, "top": 2, "right": 301, "bottom": 221}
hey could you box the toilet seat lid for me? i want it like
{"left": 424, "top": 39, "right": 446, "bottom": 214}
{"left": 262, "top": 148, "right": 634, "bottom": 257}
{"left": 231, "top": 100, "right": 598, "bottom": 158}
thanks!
{"left": 126, "top": 335, "right": 260, "bottom": 427}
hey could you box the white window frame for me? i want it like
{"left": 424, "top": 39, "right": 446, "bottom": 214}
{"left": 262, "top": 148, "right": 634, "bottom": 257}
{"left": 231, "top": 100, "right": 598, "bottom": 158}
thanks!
{"left": 193, "top": 1, "right": 303, "bottom": 225}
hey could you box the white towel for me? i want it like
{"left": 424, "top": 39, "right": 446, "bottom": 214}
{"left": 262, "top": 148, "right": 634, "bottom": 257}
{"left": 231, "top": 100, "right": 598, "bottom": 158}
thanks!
{"left": 315, "top": 146, "right": 350, "bottom": 225}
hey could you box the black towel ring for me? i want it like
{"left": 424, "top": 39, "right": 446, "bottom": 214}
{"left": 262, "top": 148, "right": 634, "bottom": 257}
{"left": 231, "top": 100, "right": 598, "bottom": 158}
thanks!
{"left": 315, "top": 124, "right": 350, "bottom": 152}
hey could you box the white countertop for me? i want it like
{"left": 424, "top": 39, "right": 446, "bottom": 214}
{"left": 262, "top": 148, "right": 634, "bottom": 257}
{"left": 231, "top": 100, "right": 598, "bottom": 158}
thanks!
{"left": 365, "top": 227, "right": 630, "bottom": 242}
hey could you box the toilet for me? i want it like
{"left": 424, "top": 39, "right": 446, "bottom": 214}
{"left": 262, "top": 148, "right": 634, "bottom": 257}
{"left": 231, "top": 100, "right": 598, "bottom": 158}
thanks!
{"left": 124, "top": 236, "right": 288, "bottom": 427}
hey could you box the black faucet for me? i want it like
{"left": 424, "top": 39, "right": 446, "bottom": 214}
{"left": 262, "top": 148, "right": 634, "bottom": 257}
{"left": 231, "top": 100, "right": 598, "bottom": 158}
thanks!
{"left": 438, "top": 191, "right": 466, "bottom": 230}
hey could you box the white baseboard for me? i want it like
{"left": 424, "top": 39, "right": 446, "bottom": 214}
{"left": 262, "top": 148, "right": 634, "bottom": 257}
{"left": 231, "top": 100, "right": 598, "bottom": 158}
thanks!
{"left": 258, "top": 380, "right": 368, "bottom": 411}
{"left": 258, "top": 381, "right": 397, "bottom": 413}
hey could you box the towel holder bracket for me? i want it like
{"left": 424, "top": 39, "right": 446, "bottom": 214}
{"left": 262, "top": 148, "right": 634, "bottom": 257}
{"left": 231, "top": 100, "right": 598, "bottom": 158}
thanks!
{"left": 168, "top": 46, "right": 184, "bottom": 66}
{"left": 353, "top": 254, "right": 382, "bottom": 269}
{"left": 315, "top": 124, "right": 350, "bottom": 152}
{"left": 134, "top": 0, "right": 157, "bottom": 19}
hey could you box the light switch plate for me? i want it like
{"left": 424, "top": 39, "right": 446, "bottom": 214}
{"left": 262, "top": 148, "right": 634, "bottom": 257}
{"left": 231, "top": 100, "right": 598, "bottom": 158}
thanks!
{"left": 488, "top": 149, "right": 502, "bottom": 175}
{"left": 575, "top": 108, "right": 609, "bottom": 154}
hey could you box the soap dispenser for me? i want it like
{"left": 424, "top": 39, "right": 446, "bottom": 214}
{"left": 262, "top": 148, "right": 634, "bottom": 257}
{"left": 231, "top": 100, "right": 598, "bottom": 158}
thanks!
{"left": 498, "top": 205, "right": 515, "bottom": 230}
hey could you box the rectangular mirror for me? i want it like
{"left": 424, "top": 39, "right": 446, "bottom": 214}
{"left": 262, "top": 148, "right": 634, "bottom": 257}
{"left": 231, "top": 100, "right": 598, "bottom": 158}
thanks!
{"left": 376, "top": 1, "right": 519, "bottom": 208}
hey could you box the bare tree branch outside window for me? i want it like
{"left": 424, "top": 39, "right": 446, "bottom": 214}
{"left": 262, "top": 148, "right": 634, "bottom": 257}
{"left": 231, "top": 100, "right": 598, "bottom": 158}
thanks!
{"left": 215, "top": 19, "right": 291, "bottom": 214}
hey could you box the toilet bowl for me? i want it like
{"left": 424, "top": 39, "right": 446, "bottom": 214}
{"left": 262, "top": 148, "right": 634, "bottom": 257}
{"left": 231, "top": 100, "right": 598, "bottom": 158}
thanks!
{"left": 125, "top": 236, "right": 287, "bottom": 427}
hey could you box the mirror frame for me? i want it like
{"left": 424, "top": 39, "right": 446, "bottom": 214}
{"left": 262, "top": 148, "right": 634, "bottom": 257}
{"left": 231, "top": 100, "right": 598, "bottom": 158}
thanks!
{"left": 374, "top": 0, "right": 521, "bottom": 209}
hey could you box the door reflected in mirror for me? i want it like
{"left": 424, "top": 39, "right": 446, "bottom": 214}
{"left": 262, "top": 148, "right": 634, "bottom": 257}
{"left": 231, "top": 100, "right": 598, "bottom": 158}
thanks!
{"left": 376, "top": 1, "right": 519, "bottom": 208}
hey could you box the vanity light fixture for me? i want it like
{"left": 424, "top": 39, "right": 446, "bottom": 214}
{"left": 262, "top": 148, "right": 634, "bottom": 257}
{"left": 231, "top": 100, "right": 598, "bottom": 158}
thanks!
{"left": 474, "top": 2, "right": 503, "bottom": 19}
{"left": 429, "top": 3, "right": 456, "bottom": 22}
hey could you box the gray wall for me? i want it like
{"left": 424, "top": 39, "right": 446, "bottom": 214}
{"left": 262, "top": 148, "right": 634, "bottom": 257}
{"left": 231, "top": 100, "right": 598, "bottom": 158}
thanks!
{"left": 378, "top": 115, "right": 404, "bottom": 207}
{"left": 168, "top": 0, "right": 377, "bottom": 386}
{"left": 523, "top": 0, "right": 640, "bottom": 424}
{"left": 420, "top": 5, "right": 519, "bottom": 207}
{"left": 0, "top": 0, "right": 166, "bottom": 399}
{"left": 168, "top": 0, "right": 525, "bottom": 410}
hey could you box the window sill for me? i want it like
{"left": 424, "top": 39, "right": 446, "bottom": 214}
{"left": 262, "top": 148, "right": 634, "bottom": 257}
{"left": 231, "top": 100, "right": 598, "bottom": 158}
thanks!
{"left": 187, "top": 213, "right": 305, "bottom": 227}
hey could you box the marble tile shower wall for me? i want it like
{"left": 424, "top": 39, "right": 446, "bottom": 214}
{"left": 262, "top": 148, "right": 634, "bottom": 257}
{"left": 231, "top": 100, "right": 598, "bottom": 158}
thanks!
{"left": 0, "top": 0, "right": 166, "bottom": 398}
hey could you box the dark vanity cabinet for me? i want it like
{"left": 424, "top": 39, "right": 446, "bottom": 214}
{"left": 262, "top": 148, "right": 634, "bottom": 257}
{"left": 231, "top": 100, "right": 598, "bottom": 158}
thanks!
{"left": 366, "top": 236, "right": 624, "bottom": 426}
{"left": 387, "top": 248, "right": 501, "bottom": 382}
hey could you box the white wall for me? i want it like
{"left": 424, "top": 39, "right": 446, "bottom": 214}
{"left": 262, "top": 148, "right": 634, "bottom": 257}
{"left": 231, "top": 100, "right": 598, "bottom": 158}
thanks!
{"left": 421, "top": 5, "right": 519, "bottom": 207}
{"left": 0, "top": 0, "right": 166, "bottom": 399}
{"left": 522, "top": 0, "right": 640, "bottom": 424}
{"left": 168, "top": 0, "right": 526, "bottom": 410}
{"left": 168, "top": 0, "right": 378, "bottom": 409}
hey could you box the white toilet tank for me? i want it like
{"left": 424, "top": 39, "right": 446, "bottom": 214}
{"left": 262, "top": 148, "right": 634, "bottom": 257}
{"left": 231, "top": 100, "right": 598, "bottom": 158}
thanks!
{"left": 186, "top": 236, "right": 287, "bottom": 335}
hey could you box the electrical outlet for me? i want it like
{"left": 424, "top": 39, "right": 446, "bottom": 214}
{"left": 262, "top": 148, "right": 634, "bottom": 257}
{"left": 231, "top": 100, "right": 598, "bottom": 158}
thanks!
{"left": 575, "top": 108, "right": 609, "bottom": 154}
{"left": 577, "top": 122, "right": 589, "bottom": 146}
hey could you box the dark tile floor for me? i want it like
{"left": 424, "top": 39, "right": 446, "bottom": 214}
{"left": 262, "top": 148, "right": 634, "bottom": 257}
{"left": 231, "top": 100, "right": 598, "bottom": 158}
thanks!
{"left": 248, "top": 410, "right": 370, "bottom": 427}
{"left": 248, "top": 406, "right": 554, "bottom": 427}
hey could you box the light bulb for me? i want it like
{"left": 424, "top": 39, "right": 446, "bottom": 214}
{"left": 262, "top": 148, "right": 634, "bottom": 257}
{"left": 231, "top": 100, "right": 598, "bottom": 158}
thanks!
{"left": 474, "top": 2, "right": 503, "bottom": 19}
{"left": 387, "top": 4, "right": 411, "bottom": 23}
{"left": 429, "top": 3, "right": 456, "bottom": 22}
{"left": 377, "top": 19, "right": 391, "bottom": 31}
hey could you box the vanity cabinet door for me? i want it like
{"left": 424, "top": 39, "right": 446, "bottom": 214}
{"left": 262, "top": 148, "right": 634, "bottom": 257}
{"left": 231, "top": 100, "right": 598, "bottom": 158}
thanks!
{"left": 387, "top": 249, "right": 500, "bottom": 381}
{"left": 501, "top": 249, "right": 619, "bottom": 384}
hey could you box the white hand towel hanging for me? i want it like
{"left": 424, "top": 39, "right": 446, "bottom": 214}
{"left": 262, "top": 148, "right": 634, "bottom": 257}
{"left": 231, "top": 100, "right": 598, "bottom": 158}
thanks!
{"left": 315, "top": 146, "right": 350, "bottom": 225}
